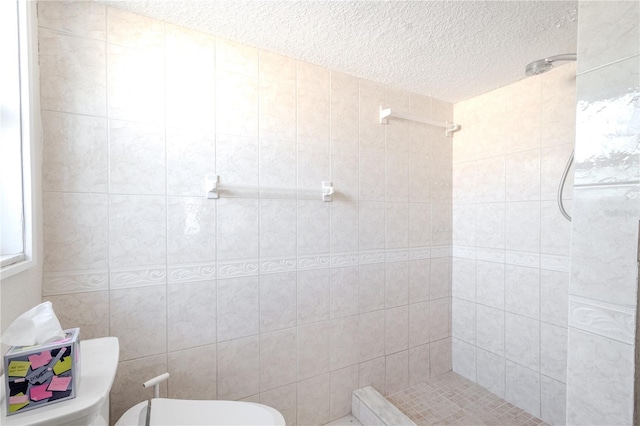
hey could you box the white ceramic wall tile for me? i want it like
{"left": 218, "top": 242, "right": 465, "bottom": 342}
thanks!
{"left": 216, "top": 134, "right": 259, "bottom": 189}
{"left": 408, "top": 344, "right": 431, "bottom": 386}
{"left": 216, "top": 276, "right": 259, "bottom": 341}
{"left": 168, "top": 345, "right": 217, "bottom": 400}
{"left": 260, "top": 80, "right": 296, "bottom": 142}
{"left": 330, "top": 72, "right": 359, "bottom": 148}
{"left": 166, "top": 129, "right": 215, "bottom": 197}
{"left": 475, "top": 347, "right": 506, "bottom": 398}
{"left": 359, "top": 201, "right": 386, "bottom": 250}
{"left": 330, "top": 364, "right": 359, "bottom": 421}
{"left": 451, "top": 298, "right": 475, "bottom": 345}
{"left": 217, "top": 335, "right": 260, "bottom": 400}
{"left": 452, "top": 258, "right": 475, "bottom": 302}
{"left": 167, "top": 280, "right": 216, "bottom": 352}
{"left": 110, "top": 286, "right": 167, "bottom": 361}
{"left": 566, "top": 329, "right": 634, "bottom": 426}
{"left": 107, "top": 7, "right": 164, "bottom": 50}
{"left": 330, "top": 201, "right": 359, "bottom": 254}
{"left": 541, "top": 144, "right": 574, "bottom": 201}
{"left": 540, "top": 200, "right": 572, "bottom": 256}
{"left": 359, "top": 263, "right": 386, "bottom": 313}
{"left": 259, "top": 272, "right": 297, "bottom": 333}
{"left": 165, "top": 25, "right": 215, "bottom": 131}
{"left": 429, "top": 298, "right": 451, "bottom": 342}
{"left": 408, "top": 259, "right": 430, "bottom": 304}
{"left": 216, "top": 198, "right": 259, "bottom": 261}
{"left": 505, "top": 313, "right": 540, "bottom": 372}
{"left": 216, "top": 70, "right": 259, "bottom": 138}
{"left": 576, "top": 0, "right": 639, "bottom": 73}
{"left": 296, "top": 268, "right": 330, "bottom": 325}
{"left": 541, "top": 375, "right": 567, "bottom": 426}
{"left": 259, "top": 139, "right": 297, "bottom": 189}
{"left": 452, "top": 338, "right": 477, "bottom": 381}
{"left": 385, "top": 306, "right": 409, "bottom": 355}
{"left": 505, "top": 360, "right": 541, "bottom": 418}
{"left": 297, "top": 321, "right": 331, "bottom": 380}
{"left": 475, "top": 261, "right": 505, "bottom": 310}
{"left": 385, "top": 350, "right": 409, "bottom": 395}
{"left": 505, "top": 201, "right": 541, "bottom": 252}
{"left": 39, "top": 28, "right": 106, "bottom": 115}
{"left": 260, "top": 328, "right": 297, "bottom": 391}
{"left": 359, "top": 149, "right": 386, "bottom": 201}
{"left": 260, "top": 384, "right": 297, "bottom": 426}
{"left": 109, "top": 195, "right": 166, "bottom": 268}
{"left": 430, "top": 257, "right": 451, "bottom": 299}
{"left": 359, "top": 310, "right": 385, "bottom": 362}
{"left": 297, "top": 200, "right": 330, "bottom": 255}
{"left": 569, "top": 185, "right": 640, "bottom": 306}
{"left": 358, "top": 357, "right": 386, "bottom": 396}
{"left": 476, "top": 304, "right": 505, "bottom": 356}
{"left": 38, "top": 1, "right": 106, "bottom": 39}
{"left": 297, "top": 373, "right": 331, "bottom": 426}
{"left": 298, "top": 86, "right": 330, "bottom": 146}
{"left": 48, "top": 291, "right": 109, "bottom": 340}
{"left": 331, "top": 148, "right": 359, "bottom": 202}
{"left": 167, "top": 197, "right": 216, "bottom": 265}
{"left": 505, "top": 150, "right": 541, "bottom": 201}
{"left": 505, "top": 265, "right": 540, "bottom": 319}
{"left": 540, "top": 323, "right": 568, "bottom": 383}
{"left": 42, "top": 111, "right": 108, "bottom": 193}
{"left": 540, "top": 269, "right": 570, "bottom": 327}
{"left": 43, "top": 192, "right": 109, "bottom": 272}
{"left": 107, "top": 43, "right": 164, "bottom": 123}
{"left": 384, "top": 261, "right": 409, "bottom": 308}
{"left": 430, "top": 337, "right": 452, "bottom": 376}
{"left": 330, "top": 266, "right": 359, "bottom": 319}
{"left": 475, "top": 157, "right": 505, "bottom": 203}
{"left": 409, "top": 301, "right": 431, "bottom": 348}
{"left": 330, "top": 315, "right": 359, "bottom": 371}
{"left": 110, "top": 355, "right": 167, "bottom": 423}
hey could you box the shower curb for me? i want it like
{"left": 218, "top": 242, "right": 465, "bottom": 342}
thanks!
{"left": 351, "top": 386, "right": 417, "bottom": 426}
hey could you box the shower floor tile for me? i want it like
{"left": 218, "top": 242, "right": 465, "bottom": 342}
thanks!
{"left": 386, "top": 372, "right": 549, "bottom": 426}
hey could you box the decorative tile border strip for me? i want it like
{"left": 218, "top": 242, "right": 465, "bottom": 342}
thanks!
{"left": 410, "top": 247, "right": 431, "bottom": 260}
{"left": 217, "top": 259, "right": 260, "bottom": 279}
{"left": 360, "top": 250, "right": 386, "bottom": 264}
{"left": 43, "top": 269, "right": 109, "bottom": 296}
{"left": 110, "top": 266, "right": 166, "bottom": 290}
{"left": 386, "top": 249, "right": 409, "bottom": 262}
{"left": 297, "top": 254, "right": 331, "bottom": 270}
{"left": 260, "top": 257, "right": 297, "bottom": 274}
{"left": 569, "top": 295, "right": 636, "bottom": 344}
{"left": 431, "top": 245, "right": 452, "bottom": 258}
{"left": 331, "top": 253, "right": 359, "bottom": 267}
{"left": 168, "top": 262, "right": 216, "bottom": 283}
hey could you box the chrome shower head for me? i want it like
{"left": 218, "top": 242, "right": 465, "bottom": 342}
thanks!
{"left": 525, "top": 53, "right": 577, "bottom": 76}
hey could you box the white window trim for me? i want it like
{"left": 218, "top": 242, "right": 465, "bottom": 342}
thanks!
{"left": 1, "top": 0, "right": 41, "bottom": 280}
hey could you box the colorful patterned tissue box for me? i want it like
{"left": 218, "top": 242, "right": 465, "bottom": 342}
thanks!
{"left": 3, "top": 328, "right": 80, "bottom": 415}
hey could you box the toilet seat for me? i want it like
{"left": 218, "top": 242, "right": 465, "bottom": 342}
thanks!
{"left": 116, "top": 398, "right": 286, "bottom": 426}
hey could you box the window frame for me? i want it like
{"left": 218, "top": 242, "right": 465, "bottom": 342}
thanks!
{"left": 1, "top": 0, "right": 40, "bottom": 280}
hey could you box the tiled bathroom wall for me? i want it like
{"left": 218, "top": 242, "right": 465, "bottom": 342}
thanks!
{"left": 36, "top": 2, "right": 453, "bottom": 425}
{"left": 451, "top": 63, "right": 576, "bottom": 424}
{"left": 565, "top": 1, "right": 640, "bottom": 425}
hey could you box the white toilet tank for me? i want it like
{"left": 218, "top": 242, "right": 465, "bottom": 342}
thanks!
{"left": 0, "top": 337, "right": 119, "bottom": 426}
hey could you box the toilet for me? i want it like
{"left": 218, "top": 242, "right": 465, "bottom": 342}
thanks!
{"left": 1, "top": 337, "right": 284, "bottom": 426}
{"left": 115, "top": 373, "right": 285, "bottom": 426}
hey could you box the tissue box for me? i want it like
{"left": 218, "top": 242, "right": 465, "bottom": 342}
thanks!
{"left": 4, "top": 328, "right": 80, "bottom": 415}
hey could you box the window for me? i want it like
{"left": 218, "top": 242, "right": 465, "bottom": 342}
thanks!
{"left": 0, "top": 0, "right": 38, "bottom": 278}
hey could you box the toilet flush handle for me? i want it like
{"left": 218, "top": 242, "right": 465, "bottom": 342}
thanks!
{"left": 142, "top": 373, "right": 170, "bottom": 399}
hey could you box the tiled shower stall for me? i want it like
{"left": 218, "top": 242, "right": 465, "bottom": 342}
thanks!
{"left": 32, "top": 1, "right": 640, "bottom": 425}
{"left": 38, "top": 3, "right": 452, "bottom": 424}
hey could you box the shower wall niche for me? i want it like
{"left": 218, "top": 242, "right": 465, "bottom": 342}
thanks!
{"left": 451, "top": 63, "right": 576, "bottom": 425}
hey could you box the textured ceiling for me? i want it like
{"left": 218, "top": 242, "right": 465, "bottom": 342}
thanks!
{"left": 100, "top": 0, "right": 578, "bottom": 103}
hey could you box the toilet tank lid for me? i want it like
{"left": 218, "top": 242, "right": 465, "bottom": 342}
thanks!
{"left": 0, "top": 337, "right": 119, "bottom": 426}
